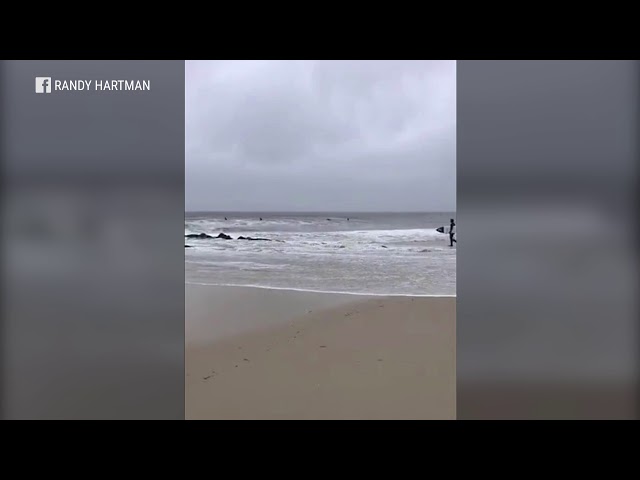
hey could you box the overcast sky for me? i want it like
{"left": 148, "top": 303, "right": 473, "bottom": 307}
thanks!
{"left": 186, "top": 60, "right": 455, "bottom": 212}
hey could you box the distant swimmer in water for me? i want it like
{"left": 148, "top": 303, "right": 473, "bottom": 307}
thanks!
{"left": 260, "top": 217, "right": 263, "bottom": 221}
{"left": 347, "top": 218, "right": 349, "bottom": 221}
{"left": 449, "top": 218, "right": 456, "bottom": 247}
{"left": 224, "top": 217, "right": 227, "bottom": 220}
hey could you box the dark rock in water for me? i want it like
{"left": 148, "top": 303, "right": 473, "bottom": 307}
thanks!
{"left": 381, "top": 245, "right": 388, "bottom": 248}
{"left": 326, "top": 218, "right": 331, "bottom": 221}
{"left": 185, "top": 233, "right": 214, "bottom": 239}
{"left": 420, "top": 249, "right": 431, "bottom": 253}
{"left": 185, "top": 232, "right": 233, "bottom": 240}
{"left": 185, "top": 245, "right": 192, "bottom": 248}
{"left": 339, "top": 245, "right": 346, "bottom": 249}
{"left": 238, "top": 236, "right": 272, "bottom": 241}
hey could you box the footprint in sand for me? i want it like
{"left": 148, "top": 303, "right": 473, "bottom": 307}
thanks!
{"left": 243, "top": 358, "right": 250, "bottom": 362}
{"left": 319, "top": 345, "right": 327, "bottom": 348}
{"left": 203, "top": 369, "right": 216, "bottom": 380}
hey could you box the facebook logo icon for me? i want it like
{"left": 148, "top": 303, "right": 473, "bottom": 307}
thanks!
{"left": 35, "top": 77, "right": 52, "bottom": 93}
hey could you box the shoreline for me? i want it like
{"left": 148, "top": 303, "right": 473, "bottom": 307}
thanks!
{"left": 186, "top": 284, "right": 456, "bottom": 419}
{"left": 185, "top": 281, "right": 456, "bottom": 298}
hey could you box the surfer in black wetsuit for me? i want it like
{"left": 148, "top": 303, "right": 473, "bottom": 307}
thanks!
{"left": 449, "top": 219, "right": 456, "bottom": 247}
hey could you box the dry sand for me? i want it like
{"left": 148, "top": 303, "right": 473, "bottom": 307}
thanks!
{"left": 186, "top": 285, "right": 455, "bottom": 419}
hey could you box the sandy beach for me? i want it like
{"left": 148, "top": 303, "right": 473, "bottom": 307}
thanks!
{"left": 186, "top": 285, "right": 455, "bottom": 419}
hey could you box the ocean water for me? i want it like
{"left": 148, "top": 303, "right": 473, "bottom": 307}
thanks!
{"left": 185, "top": 212, "right": 456, "bottom": 296}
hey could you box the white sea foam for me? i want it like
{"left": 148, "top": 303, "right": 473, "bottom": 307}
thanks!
{"left": 185, "top": 282, "right": 456, "bottom": 297}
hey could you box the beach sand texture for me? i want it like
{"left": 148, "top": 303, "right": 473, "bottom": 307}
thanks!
{"left": 186, "top": 286, "right": 455, "bottom": 420}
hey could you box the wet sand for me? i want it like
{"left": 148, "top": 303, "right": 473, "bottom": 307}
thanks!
{"left": 186, "top": 285, "right": 455, "bottom": 419}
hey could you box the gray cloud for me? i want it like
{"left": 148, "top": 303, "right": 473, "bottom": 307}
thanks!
{"left": 186, "top": 60, "right": 456, "bottom": 211}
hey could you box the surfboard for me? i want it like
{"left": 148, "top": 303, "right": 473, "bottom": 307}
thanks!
{"left": 436, "top": 226, "right": 453, "bottom": 234}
